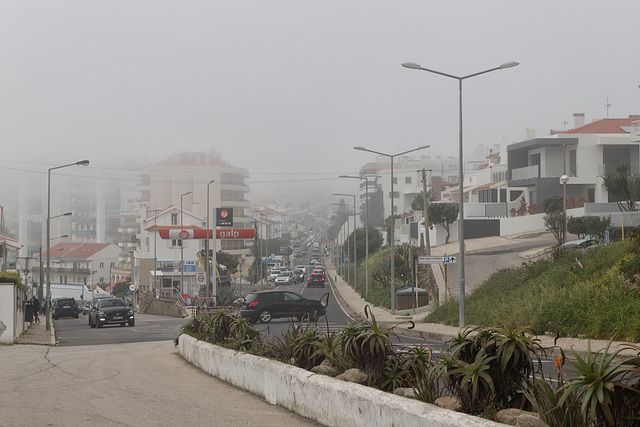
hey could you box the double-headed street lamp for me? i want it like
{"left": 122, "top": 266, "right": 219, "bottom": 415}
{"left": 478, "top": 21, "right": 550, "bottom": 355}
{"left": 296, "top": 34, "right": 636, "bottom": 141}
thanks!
{"left": 206, "top": 180, "right": 215, "bottom": 304}
{"left": 180, "top": 191, "right": 192, "bottom": 295}
{"left": 401, "top": 60, "right": 518, "bottom": 326}
{"left": 333, "top": 193, "right": 357, "bottom": 289}
{"left": 354, "top": 145, "right": 430, "bottom": 314}
{"left": 46, "top": 160, "right": 89, "bottom": 331}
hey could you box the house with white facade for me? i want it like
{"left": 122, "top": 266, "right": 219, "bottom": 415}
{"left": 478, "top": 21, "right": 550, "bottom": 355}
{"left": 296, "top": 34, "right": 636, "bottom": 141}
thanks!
{"left": 508, "top": 114, "right": 640, "bottom": 210}
{"left": 34, "top": 242, "right": 121, "bottom": 299}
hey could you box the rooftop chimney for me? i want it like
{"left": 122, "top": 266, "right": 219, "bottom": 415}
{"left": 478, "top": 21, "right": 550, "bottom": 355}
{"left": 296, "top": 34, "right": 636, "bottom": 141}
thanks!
{"left": 574, "top": 113, "right": 585, "bottom": 129}
{"left": 526, "top": 129, "right": 535, "bottom": 140}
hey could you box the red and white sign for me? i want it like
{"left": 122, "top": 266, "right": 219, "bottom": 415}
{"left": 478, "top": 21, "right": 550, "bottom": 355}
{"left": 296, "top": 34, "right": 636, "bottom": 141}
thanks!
{"left": 219, "top": 210, "right": 229, "bottom": 218}
{"left": 196, "top": 273, "right": 205, "bottom": 283}
{"left": 160, "top": 229, "right": 256, "bottom": 240}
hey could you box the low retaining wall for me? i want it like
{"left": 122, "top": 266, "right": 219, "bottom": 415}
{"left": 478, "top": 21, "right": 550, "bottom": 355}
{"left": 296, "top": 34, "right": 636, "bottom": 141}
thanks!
{"left": 178, "top": 334, "right": 499, "bottom": 426}
{"left": 143, "top": 299, "right": 187, "bottom": 317}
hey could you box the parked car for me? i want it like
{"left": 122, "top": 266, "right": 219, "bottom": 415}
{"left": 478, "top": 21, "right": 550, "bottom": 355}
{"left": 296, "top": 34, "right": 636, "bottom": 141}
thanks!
{"left": 52, "top": 297, "right": 79, "bottom": 320}
{"left": 239, "top": 290, "right": 326, "bottom": 323}
{"left": 89, "top": 297, "right": 135, "bottom": 328}
{"left": 561, "top": 238, "right": 597, "bottom": 249}
{"left": 307, "top": 273, "right": 326, "bottom": 288}
{"left": 275, "top": 271, "right": 295, "bottom": 285}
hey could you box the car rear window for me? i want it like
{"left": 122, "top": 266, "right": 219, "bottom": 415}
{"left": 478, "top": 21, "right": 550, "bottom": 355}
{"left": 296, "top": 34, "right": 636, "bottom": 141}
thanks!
{"left": 244, "top": 293, "right": 258, "bottom": 303}
{"left": 56, "top": 299, "right": 75, "bottom": 306}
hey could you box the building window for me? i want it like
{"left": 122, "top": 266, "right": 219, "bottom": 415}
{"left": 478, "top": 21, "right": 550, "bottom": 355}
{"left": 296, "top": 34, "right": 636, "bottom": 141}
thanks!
{"left": 171, "top": 213, "right": 178, "bottom": 225}
{"left": 393, "top": 205, "right": 398, "bottom": 213}
{"left": 100, "top": 277, "right": 104, "bottom": 283}
{"left": 110, "top": 262, "right": 115, "bottom": 267}
{"left": 171, "top": 239, "right": 182, "bottom": 248}
{"left": 405, "top": 177, "right": 412, "bottom": 184}
{"left": 392, "top": 177, "right": 398, "bottom": 184}
{"left": 389, "top": 191, "right": 399, "bottom": 199}
{"left": 587, "top": 188, "right": 595, "bottom": 203}
{"left": 100, "top": 262, "right": 104, "bottom": 268}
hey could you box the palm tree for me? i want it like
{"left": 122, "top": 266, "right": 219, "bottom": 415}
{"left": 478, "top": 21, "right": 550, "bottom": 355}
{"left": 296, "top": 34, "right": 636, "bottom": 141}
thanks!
{"left": 603, "top": 162, "right": 636, "bottom": 211}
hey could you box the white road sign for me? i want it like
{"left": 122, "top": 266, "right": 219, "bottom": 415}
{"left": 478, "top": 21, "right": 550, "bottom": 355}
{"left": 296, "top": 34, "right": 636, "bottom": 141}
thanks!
{"left": 418, "top": 256, "right": 457, "bottom": 264}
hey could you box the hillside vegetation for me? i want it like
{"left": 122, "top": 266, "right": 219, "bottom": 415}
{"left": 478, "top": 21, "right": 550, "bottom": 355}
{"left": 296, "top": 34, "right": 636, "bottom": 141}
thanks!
{"left": 426, "top": 238, "right": 640, "bottom": 342}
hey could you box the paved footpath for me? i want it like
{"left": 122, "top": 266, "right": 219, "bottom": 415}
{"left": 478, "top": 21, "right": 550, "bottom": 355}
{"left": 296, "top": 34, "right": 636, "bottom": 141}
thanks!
{"left": 0, "top": 339, "right": 320, "bottom": 427}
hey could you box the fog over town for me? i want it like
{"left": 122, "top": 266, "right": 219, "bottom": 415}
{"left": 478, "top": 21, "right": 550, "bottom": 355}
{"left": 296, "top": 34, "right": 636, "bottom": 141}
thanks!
{"left": 0, "top": 1, "right": 638, "bottom": 251}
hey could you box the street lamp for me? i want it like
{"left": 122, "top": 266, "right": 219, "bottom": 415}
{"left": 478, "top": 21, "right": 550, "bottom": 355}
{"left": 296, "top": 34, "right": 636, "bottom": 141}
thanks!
{"left": 46, "top": 159, "right": 89, "bottom": 331}
{"left": 206, "top": 180, "right": 215, "bottom": 305}
{"left": 561, "top": 175, "right": 569, "bottom": 244}
{"left": 401, "top": 60, "right": 518, "bottom": 326}
{"left": 353, "top": 145, "right": 430, "bottom": 314}
{"left": 333, "top": 193, "right": 357, "bottom": 289}
{"left": 331, "top": 203, "right": 350, "bottom": 283}
{"left": 340, "top": 175, "right": 380, "bottom": 299}
{"left": 180, "top": 191, "right": 192, "bottom": 296}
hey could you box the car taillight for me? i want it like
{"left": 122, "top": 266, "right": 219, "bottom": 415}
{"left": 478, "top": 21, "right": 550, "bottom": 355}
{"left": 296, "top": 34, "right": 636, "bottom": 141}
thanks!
{"left": 248, "top": 301, "right": 259, "bottom": 308}
{"left": 321, "top": 277, "right": 325, "bottom": 281}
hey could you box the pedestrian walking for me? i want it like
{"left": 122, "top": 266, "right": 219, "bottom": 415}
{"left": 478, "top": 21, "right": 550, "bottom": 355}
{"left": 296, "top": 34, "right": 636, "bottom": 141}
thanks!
{"left": 32, "top": 296, "right": 41, "bottom": 324}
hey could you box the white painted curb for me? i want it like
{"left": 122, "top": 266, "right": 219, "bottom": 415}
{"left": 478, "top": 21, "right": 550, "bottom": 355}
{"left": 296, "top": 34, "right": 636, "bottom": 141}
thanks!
{"left": 178, "top": 334, "right": 499, "bottom": 426}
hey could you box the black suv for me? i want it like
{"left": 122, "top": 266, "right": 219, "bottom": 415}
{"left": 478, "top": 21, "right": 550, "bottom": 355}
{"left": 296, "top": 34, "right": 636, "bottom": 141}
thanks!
{"left": 307, "top": 273, "right": 326, "bottom": 288}
{"left": 240, "top": 290, "right": 326, "bottom": 323}
{"left": 89, "top": 297, "right": 135, "bottom": 328}
{"left": 52, "top": 298, "right": 79, "bottom": 319}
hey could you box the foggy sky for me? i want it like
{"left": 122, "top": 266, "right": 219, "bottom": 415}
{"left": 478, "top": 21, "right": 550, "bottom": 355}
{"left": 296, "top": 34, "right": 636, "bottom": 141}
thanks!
{"left": 1, "top": 1, "right": 638, "bottom": 198}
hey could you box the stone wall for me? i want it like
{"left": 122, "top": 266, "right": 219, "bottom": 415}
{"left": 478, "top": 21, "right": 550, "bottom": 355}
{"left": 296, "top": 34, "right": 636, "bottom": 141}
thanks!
{"left": 142, "top": 299, "right": 187, "bottom": 318}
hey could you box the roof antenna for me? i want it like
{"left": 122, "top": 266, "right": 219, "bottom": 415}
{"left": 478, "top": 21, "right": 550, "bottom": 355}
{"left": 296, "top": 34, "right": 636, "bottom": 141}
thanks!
{"left": 605, "top": 98, "right": 611, "bottom": 118}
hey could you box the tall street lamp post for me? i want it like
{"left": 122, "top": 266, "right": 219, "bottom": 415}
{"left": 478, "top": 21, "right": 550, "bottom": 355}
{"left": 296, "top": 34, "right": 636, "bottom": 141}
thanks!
{"left": 180, "top": 191, "right": 192, "bottom": 296}
{"left": 206, "top": 180, "right": 215, "bottom": 305}
{"left": 46, "top": 160, "right": 89, "bottom": 331}
{"left": 333, "top": 193, "right": 357, "bottom": 288}
{"left": 401, "top": 60, "right": 518, "bottom": 326}
{"left": 340, "top": 175, "right": 379, "bottom": 299}
{"left": 354, "top": 145, "right": 429, "bottom": 314}
{"left": 561, "top": 175, "right": 569, "bottom": 244}
{"left": 331, "top": 203, "right": 350, "bottom": 283}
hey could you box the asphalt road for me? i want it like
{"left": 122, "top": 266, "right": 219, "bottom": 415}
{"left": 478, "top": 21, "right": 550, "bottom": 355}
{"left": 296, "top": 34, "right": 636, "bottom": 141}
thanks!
{"left": 53, "top": 313, "right": 188, "bottom": 347}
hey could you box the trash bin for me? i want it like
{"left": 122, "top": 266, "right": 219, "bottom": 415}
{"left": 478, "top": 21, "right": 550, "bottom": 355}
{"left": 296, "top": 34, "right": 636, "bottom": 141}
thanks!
{"left": 24, "top": 300, "right": 34, "bottom": 323}
{"left": 395, "top": 287, "right": 429, "bottom": 310}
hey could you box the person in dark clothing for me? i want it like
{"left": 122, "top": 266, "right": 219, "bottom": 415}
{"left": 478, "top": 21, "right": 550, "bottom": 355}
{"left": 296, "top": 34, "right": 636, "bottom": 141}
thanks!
{"left": 32, "top": 296, "right": 41, "bottom": 324}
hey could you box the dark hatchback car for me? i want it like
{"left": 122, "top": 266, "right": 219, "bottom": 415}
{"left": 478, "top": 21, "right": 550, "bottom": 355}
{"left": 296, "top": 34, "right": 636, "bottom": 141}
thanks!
{"left": 89, "top": 297, "right": 135, "bottom": 328}
{"left": 307, "top": 273, "right": 326, "bottom": 288}
{"left": 52, "top": 298, "right": 79, "bottom": 320}
{"left": 240, "top": 290, "right": 326, "bottom": 323}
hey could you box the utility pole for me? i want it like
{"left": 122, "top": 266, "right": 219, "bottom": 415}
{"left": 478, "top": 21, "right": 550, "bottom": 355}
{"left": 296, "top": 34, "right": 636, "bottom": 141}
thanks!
{"left": 420, "top": 168, "right": 437, "bottom": 304}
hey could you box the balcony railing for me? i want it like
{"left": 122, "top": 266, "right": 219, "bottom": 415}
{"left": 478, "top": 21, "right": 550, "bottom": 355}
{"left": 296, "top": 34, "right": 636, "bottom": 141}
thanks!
{"left": 511, "top": 165, "right": 539, "bottom": 181}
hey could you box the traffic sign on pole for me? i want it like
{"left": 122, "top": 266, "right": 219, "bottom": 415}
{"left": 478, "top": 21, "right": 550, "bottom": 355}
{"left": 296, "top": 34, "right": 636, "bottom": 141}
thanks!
{"left": 418, "top": 256, "right": 457, "bottom": 264}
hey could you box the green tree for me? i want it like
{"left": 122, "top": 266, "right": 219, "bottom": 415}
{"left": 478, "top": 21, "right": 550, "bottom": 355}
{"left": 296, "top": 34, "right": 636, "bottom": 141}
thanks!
{"left": 216, "top": 251, "right": 241, "bottom": 274}
{"left": 567, "top": 216, "right": 588, "bottom": 239}
{"left": 411, "top": 191, "right": 436, "bottom": 212}
{"left": 345, "top": 226, "right": 384, "bottom": 263}
{"left": 542, "top": 194, "right": 563, "bottom": 214}
{"left": 428, "top": 203, "right": 459, "bottom": 244}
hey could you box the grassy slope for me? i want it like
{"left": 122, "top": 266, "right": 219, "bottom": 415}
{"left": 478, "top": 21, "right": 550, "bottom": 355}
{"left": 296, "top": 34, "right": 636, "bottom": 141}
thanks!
{"left": 426, "top": 239, "right": 640, "bottom": 342}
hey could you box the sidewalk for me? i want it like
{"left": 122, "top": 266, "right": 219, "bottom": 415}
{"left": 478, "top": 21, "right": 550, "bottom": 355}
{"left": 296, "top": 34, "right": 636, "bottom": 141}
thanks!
{"left": 325, "top": 231, "right": 639, "bottom": 361}
{"left": 15, "top": 315, "right": 56, "bottom": 346}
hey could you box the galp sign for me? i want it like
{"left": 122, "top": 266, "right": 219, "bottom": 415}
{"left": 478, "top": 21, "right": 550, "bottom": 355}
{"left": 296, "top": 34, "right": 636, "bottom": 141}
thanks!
{"left": 160, "top": 229, "right": 256, "bottom": 240}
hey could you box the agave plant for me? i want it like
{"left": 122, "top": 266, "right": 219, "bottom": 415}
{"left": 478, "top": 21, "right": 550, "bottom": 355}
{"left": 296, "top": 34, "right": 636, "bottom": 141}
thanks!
{"left": 228, "top": 315, "right": 261, "bottom": 351}
{"left": 448, "top": 350, "right": 497, "bottom": 414}
{"left": 559, "top": 338, "right": 640, "bottom": 426}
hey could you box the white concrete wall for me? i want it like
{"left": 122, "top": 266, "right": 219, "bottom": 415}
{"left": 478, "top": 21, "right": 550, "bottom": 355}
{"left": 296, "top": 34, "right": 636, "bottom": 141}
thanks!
{"left": 0, "top": 283, "right": 23, "bottom": 344}
{"left": 178, "top": 334, "right": 499, "bottom": 426}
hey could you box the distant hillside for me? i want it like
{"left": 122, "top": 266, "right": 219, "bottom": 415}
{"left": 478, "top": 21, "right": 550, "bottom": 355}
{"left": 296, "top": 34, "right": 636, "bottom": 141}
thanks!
{"left": 426, "top": 238, "right": 640, "bottom": 342}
